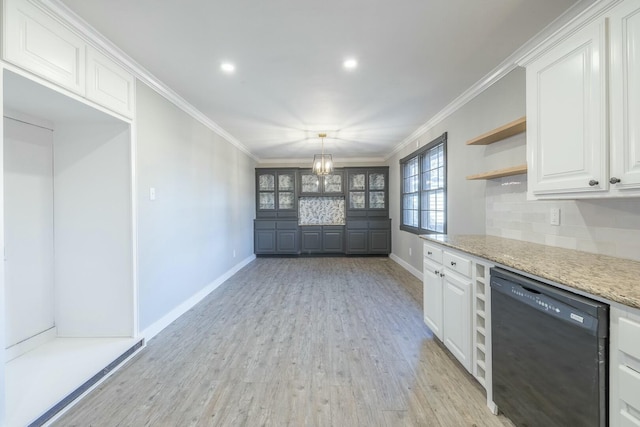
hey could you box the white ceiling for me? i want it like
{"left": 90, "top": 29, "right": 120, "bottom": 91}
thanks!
{"left": 60, "top": 0, "right": 586, "bottom": 162}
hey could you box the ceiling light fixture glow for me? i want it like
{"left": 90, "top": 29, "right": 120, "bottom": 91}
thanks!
{"left": 221, "top": 62, "right": 235, "bottom": 73}
{"left": 343, "top": 58, "right": 358, "bottom": 70}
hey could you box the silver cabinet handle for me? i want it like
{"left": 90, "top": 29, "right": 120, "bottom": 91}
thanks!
{"left": 434, "top": 270, "right": 439, "bottom": 275}
{"left": 427, "top": 251, "right": 432, "bottom": 255}
{"left": 450, "top": 261, "right": 456, "bottom": 266}
{"left": 440, "top": 273, "right": 445, "bottom": 278}
{"left": 610, "top": 177, "right": 621, "bottom": 184}
{"left": 589, "top": 179, "right": 599, "bottom": 187}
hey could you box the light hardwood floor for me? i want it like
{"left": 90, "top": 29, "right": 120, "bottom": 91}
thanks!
{"left": 54, "top": 257, "right": 514, "bottom": 426}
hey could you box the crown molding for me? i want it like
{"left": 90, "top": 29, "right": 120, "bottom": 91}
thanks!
{"left": 257, "top": 156, "right": 387, "bottom": 166}
{"left": 39, "top": 0, "right": 259, "bottom": 162}
{"left": 384, "top": 0, "right": 599, "bottom": 162}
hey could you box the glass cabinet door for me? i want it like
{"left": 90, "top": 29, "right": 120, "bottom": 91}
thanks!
{"left": 277, "top": 172, "right": 295, "bottom": 210}
{"left": 300, "top": 172, "right": 320, "bottom": 194}
{"left": 348, "top": 172, "right": 366, "bottom": 209}
{"left": 368, "top": 172, "right": 386, "bottom": 209}
{"left": 323, "top": 172, "right": 343, "bottom": 194}
{"left": 257, "top": 172, "right": 276, "bottom": 210}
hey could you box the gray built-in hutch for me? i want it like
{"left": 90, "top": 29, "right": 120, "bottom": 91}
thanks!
{"left": 254, "top": 167, "right": 391, "bottom": 255}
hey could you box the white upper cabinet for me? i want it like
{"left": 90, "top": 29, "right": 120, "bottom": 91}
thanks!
{"left": 525, "top": 0, "right": 640, "bottom": 199}
{"left": 610, "top": 0, "right": 640, "bottom": 191}
{"left": 526, "top": 18, "right": 608, "bottom": 197}
{"left": 3, "top": 0, "right": 86, "bottom": 95}
{"left": 86, "top": 46, "right": 135, "bottom": 118}
{"left": 2, "top": 0, "right": 135, "bottom": 118}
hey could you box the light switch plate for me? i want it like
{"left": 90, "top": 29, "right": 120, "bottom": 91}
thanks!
{"left": 150, "top": 187, "right": 156, "bottom": 201}
{"left": 550, "top": 208, "right": 560, "bottom": 226}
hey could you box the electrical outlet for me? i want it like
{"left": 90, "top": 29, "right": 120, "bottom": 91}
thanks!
{"left": 550, "top": 208, "right": 560, "bottom": 226}
{"left": 233, "top": 249, "right": 236, "bottom": 258}
{"left": 409, "top": 247, "right": 412, "bottom": 256}
{"left": 149, "top": 187, "right": 156, "bottom": 201}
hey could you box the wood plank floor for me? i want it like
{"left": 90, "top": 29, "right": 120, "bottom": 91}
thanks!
{"left": 54, "top": 257, "right": 514, "bottom": 426}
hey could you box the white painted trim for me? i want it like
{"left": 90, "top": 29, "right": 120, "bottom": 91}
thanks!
{"left": 384, "top": 0, "right": 600, "bottom": 161}
{"left": 38, "top": 0, "right": 258, "bottom": 162}
{"left": 3, "top": 108, "right": 55, "bottom": 131}
{"left": 390, "top": 253, "right": 423, "bottom": 281}
{"left": 5, "top": 327, "right": 57, "bottom": 362}
{"left": 140, "top": 255, "right": 256, "bottom": 342}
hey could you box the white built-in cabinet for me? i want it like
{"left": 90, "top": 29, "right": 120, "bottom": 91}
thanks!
{"left": 423, "top": 242, "right": 472, "bottom": 372}
{"left": 1, "top": 0, "right": 140, "bottom": 424}
{"left": 3, "top": 0, "right": 135, "bottom": 118}
{"left": 610, "top": 305, "right": 640, "bottom": 427}
{"left": 423, "top": 241, "right": 496, "bottom": 413}
{"left": 523, "top": 0, "right": 640, "bottom": 199}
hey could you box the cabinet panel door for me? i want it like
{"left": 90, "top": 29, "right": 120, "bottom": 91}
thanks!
{"left": 443, "top": 272, "right": 472, "bottom": 372}
{"left": 423, "top": 260, "right": 443, "bottom": 340}
{"left": 301, "top": 229, "right": 322, "bottom": 253}
{"left": 277, "top": 230, "right": 298, "bottom": 253}
{"left": 610, "top": 0, "right": 640, "bottom": 190}
{"left": 346, "top": 230, "right": 367, "bottom": 253}
{"left": 323, "top": 229, "right": 344, "bottom": 252}
{"left": 255, "top": 230, "right": 276, "bottom": 253}
{"left": 86, "top": 46, "right": 135, "bottom": 118}
{"left": 369, "top": 230, "right": 390, "bottom": 254}
{"left": 4, "top": 0, "right": 86, "bottom": 94}
{"left": 527, "top": 18, "right": 608, "bottom": 196}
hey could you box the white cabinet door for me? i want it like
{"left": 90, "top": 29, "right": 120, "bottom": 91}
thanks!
{"left": 423, "top": 259, "right": 443, "bottom": 340}
{"left": 3, "top": 0, "right": 86, "bottom": 95}
{"left": 86, "top": 46, "right": 135, "bottom": 118}
{"left": 527, "top": 18, "right": 608, "bottom": 196}
{"left": 443, "top": 271, "right": 472, "bottom": 372}
{"left": 610, "top": 0, "right": 640, "bottom": 191}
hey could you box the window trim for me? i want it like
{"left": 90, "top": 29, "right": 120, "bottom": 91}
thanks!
{"left": 399, "top": 132, "right": 447, "bottom": 235}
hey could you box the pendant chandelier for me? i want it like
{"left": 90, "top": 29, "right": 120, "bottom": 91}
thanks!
{"left": 312, "top": 133, "right": 333, "bottom": 175}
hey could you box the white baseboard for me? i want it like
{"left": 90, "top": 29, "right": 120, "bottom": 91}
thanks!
{"left": 6, "top": 326, "right": 57, "bottom": 362}
{"left": 141, "top": 254, "right": 256, "bottom": 341}
{"left": 390, "top": 253, "right": 423, "bottom": 281}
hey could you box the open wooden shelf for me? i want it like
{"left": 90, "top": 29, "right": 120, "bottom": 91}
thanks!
{"left": 466, "top": 164, "right": 527, "bottom": 180}
{"left": 466, "top": 116, "right": 526, "bottom": 146}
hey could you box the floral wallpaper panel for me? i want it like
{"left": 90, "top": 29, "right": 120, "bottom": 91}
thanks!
{"left": 299, "top": 197, "right": 346, "bottom": 225}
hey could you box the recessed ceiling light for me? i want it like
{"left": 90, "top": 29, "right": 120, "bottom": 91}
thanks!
{"left": 221, "top": 62, "right": 235, "bottom": 73}
{"left": 343, "top": 58, "right": 358, "bottom": 70}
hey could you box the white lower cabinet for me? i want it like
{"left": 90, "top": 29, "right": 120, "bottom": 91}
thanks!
{"left": 423, "top": 242, "right": 472, "bottom": 372}
{"left": 610, "top": 305, "right": 640, "bottom": 427}
{"left": 442, "top": 271, "right": 472, "bottom": 371}
{"left": 423, "top": 258, "right": 443, "bottom": 340}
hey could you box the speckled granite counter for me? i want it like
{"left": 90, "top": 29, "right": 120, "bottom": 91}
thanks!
{"left": 420, "top": 234, "right": 640, "bottom": 310}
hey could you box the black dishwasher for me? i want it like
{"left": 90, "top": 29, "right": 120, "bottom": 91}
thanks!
{"left": 490, "top": 267, "right": 608, "bottom": 427}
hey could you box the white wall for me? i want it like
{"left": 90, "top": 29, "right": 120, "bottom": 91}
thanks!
{"left": 135, "top": 82, "right": 256, "bottom": 331}
{"left": 54, "top": 122, "right": 133, "bottom": 337}
{"left": 388, "top": 68, "right": 527, "bottom": 273}
{"left": 3, "top": 118, "right": 54, "bottom": 346}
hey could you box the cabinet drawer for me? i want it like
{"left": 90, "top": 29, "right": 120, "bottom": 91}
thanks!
{"left": 443, "top": 251, "right": 471, "bottom": 278}
{"left": 346, "top": 220, "right": 368, "bottom": 229}
{"left": 276, "top": 221, "right": 298, "bottom": 230}
{"left": 620, "top": 317, "right": 640, "bottom": 360}
{"left": 368, "top": 219, "right": 390, "bottom": 229}
{"left": 255, "top": 220, "right": 276, "bottom": 229}
{"left": 424, "top": 242, "right": 443, "bottom": 263}
{"left": 619, "top": 365, "right": 640, "bottom": 413}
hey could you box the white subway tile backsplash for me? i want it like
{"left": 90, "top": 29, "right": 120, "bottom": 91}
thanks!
{"left": 486, "top": 176, "right": 640, "bottom": 261}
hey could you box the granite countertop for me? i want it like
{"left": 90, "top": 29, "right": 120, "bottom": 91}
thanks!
{"left": 420, "top": 234, "right": 640, "bottom": 310}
